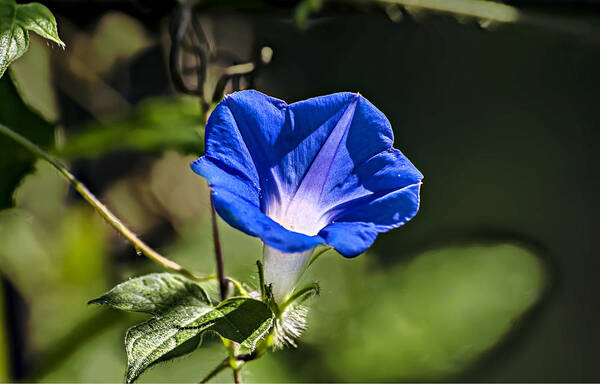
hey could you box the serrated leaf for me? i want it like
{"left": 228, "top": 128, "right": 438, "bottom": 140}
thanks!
{"left": 125, "top": 305, "right": 213, "bottom": 383}
{"left": 0, "top": 0, "right": 64, "bottom": 78}
{"left": 124, "top": 297, "right": 272, "bottom": 383}
{"left": 88, "top": 273, "right": 212, "bottom": 315}
{"left": 90, "top": 274, "right": 273, "bottom": 382}
{"left": 0, "top": 22, "right": 28, "bottom": 79}
{"left": 239, "top": 312, "right": 273, "bottom": 353}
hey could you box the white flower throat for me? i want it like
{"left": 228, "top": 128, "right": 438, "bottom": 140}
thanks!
{"left": 262, "top": 98, "right": 359, "bottom": 302}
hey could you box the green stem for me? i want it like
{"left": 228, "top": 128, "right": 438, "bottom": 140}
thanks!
{"left": 226, "top": 277, "right": 249, "bottom": 297}
{"left": 222, "top": 338, "right": 244, "bottom": 383}
{"left": 280, "top": 283, "right": 320, "bottom": 312}
{"left": 233, "top": 368, "right": 242, "bottom": 384}
{"left": 210, "top": 196, "right": 228, "bottom": 300}
{"left": 0, "top": 123, "right": 201, "bottom": 281}
{"left": 199, "top": 357, "right": 229, "bottom": 383}
{"left": 256, "top": 260, "right": 266, "bottom": 301}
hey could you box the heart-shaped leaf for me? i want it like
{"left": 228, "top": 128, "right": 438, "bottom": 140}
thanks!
{"left": 88, "top": 273, "right": 213, "bottom": 315}
{"left": 90, "top": 273, "right": 273, "bottom": 382}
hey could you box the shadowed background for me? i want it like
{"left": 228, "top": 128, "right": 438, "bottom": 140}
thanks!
{"left": 0, "top": 0, "right": 598, "bottom": 382}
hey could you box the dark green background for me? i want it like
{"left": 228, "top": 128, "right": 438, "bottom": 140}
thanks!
{"left": 253, "top": 13, "right": 599, "bottom": 380}
{"left": 0, "top": 2, "right": 598, "bottom": 381}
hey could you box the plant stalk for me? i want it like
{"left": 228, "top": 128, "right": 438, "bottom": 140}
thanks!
{"left": 0, "top": 123, "right": 201, "bottom": 280}
{"left": 209, "top": 196, "right": 228, "bottom": 300}
{"left": 199, "top": 357, "right": 229, "bottom": 383}
{"left": 233, "top": 368, "right": 241, "bottom": 384}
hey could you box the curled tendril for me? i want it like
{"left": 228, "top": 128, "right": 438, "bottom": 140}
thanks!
{"left": 168, "top": 1, "right": 271, "bottom": 108}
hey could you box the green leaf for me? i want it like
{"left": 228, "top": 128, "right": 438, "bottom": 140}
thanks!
{"left": 125, "top": 297, "right": 272, "bottom": 383}
{"left": 124, "top": 305, "right": 213, "bottom": 383}
{"left": 90, "top": 273, "right": 273, "bottom": 382}
{"left": 14, "top": 3, "right": 64, "bottom": 46}
{"left": 88, "top": 273, "right": 212, "bottom": 315}
{"left": 198, "top": 297, "right": 273, "bottom": 344}
{"left": 154, "top": 334, "right": 202, "bottom": 365}
{"left": 60, "top": 97, "right": 204, "bottom": 158}
{"left": 0, "top": 0, "right": 64, "bottom": 78}
{"left": 0, "top": 74, "right": 54, "bottom": 209}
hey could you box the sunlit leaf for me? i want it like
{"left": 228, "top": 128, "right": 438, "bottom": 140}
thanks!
{"left": 124, "top": 297, "right": 272, "bottom": 383}
{"left": 124, "top": 306, "right": 212, "bottom": 383}
{"left": 88, "top": 273, "right": 213, "bottom": 315}
{"left": 90, "top": 274, "right": 273, "bottom": 382}
{"left": 0, "top": 0, "right": 63, "bottom": 78}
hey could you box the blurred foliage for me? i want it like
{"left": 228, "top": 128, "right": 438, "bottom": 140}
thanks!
{"left": 68, "top": 12, "right": 152, "bottom": 76}
{"left": 1, "top": 1, "right": 589, "bottom": 381}
{"left": 313, "top": 244, "right": 546, "bottom": 381}
{"left": 60, "top": 97, "right": 204, "bottom": 158}
{"left": 294, "top": 0, "right": 323, "bottom": 28}
{"left": 0, "top": 161, "right": 110, "bottom": 355}
{"left": 9, "top": 36, "right": 58, "bottom": 122}
{"left": 0, "top": 283, "right": 9, "bottom": 381}
{"left": 0, "top": 151, "right": 547, "bottom": 382}
{"left": 0, "top": 75, "right": 54, "bottom": 209}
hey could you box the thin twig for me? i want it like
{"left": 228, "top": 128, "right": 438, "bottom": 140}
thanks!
{"left": 197, "top": 349, "right": 259, "bottom": 383}
{"left": 210, "top": 196, "right": 228, "bottom": 300}
{"left": 199, "top": 357, "right": 229, "bottom": 383}
{"left": 256, "top": 260, "right": 266, "bottom": 301}
{"left": 0, "top": 123, "right": 201, "bottom": 281}
{"left": 212, "top": 62, "right": 256, "bottom": 102}
{"left": 233, "top": 368, "right": 241, "bottom": 384}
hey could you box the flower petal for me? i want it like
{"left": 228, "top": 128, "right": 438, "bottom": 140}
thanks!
{"left": 225, "top": 91, "right": 359, "bottom": 209}
{"left": 191, "top": 90, "right": 423, "bottom": 257}
{"left": 315, "top": 96, "right": 422, "bottom": 212}
{"left": 319, "top": 183, "right": 421, "bottom": 258}
{"left": 329, "top": 182, "right": 422, "bottom": 232}
{"left": 263, "top": 246, "right": 314, "bottom": 302}
{"left": 210, "top": 188, "right": 323, "bottom": 253}
{"left": 318, "top": 222, "right": 379, "bottom": 258}
{"left": 191, "top": 157, "right": 259, "bottom": 207}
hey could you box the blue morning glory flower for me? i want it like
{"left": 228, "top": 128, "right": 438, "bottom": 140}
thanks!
{"left": 191, "top": 90, "right": 423, "bottom": 301}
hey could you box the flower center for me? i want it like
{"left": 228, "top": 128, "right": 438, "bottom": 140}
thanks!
{"left": 268, "top": 197, "right": 329, "bottom": 236}
{"left": 266, "top": 97, "right": 359, "bottom": 237}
